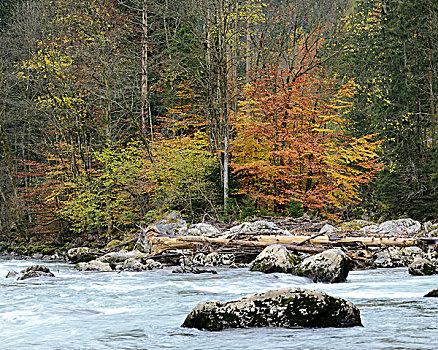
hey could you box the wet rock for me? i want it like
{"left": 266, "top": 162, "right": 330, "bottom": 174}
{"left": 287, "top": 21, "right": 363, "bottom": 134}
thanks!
{"left": 98, "top": 250, "right": 146, "bottom": 265}
{"left": 76, "top": 260, "right": 112, "bottom": 272}
{"left": 115, "top": 258, "right": 146, "bottom": 272}
{"left": 182, "top": 288, "right": 362, "bottom": 331}
{"left": 424, "top": 288, "right": 438, "bottom": 297}
{"left": 5, "top": 270, "right": 18, "bottom": 278}
{"left": 204, "top": 252, "right": 222, "bottom": 266}
{"left": 187, "top": 223, "right": 220, "bottom": 237}
{"left": 67, "top": 247, "right": 97, "bottom": 263}
{"left": 17, "top": 265, "right": 55, "bottom": 280}
{"left": 155, "top": 211, "right": 187, "bottom": 235}
{"left": 143, "top": 259, "right": 163, "bottom": 270}
{"left": 172, "top": 266, "right": 217, "bottom": 274}
{"left": 361, "top": 218, "right": 421, "bottom": 235}
{"left": 408, "top": 258, "right": 437, "bottom": 276}
{"left": 295, "top": 249, "right": 351, "bottom": 283}
{"left": 250, "top": 245, "right": 299, "bottom": 273}
{"left": 228, "top": 220, "right": 291, "bottom": 236}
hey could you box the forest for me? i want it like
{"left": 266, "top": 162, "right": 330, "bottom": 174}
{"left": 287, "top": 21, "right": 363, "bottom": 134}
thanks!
{"left": 1, "top": 0, "right": 438, "bottom": 252}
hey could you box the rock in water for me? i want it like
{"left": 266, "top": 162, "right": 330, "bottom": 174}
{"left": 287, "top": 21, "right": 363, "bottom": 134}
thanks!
{"left": 408, "top": 258, "right": 437, "bottom": 276}
{"left": 295, "top": 249, "right": 351, "bottom": 283}
{"left": 76, "top": 260, "right": 112, "bottom": 272}
{"left": 249, "top": 245, "right": 299, "bottom": 273}
{"left": 17, "top": 265, "right": 55, "bottom": 280}
{"left": 66, "top": 247, "right": 97, "bottom": 263}
{"left": 182, "top": 288, "right": 362, "bottom": 331}
{"left": 424, "top": 288, "right": 438, "bottom": 297}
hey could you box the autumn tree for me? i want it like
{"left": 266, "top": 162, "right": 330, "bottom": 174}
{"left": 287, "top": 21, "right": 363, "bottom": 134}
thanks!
{"left": 232, "top": 64, "right": 383, "bottom": 218}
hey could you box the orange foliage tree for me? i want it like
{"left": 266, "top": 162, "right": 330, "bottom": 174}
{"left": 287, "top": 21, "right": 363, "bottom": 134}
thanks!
{"left": 232, "top": 66, "right": 384, "bottom": 218}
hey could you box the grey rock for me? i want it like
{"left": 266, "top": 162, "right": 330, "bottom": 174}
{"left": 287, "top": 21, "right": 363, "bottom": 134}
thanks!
{"left": 424, "top": 288, "right": 438, "bottom": 297}
{"left": 372, "top": 247, "right": 426, "bottom": 268}
{"left": 115, "top": 258, "right": 146, "bottom": 272}
{"left": 296, "top": 249, "right": 351, "bottom": 283}
{"left": 143, "top": 259, "right": 163, "bottom": 270}
{"left": 182, "top": 288, "right": 362, "bottom": 331}
{"left": 220, "top": 254, "right": 235, "bottom": 266}
{"left": 204, "top": 252, "right": 222, "bottom": 266}
{"left": 17, "top": 265, "right": 55, "bottom": 280}
{"left": 76, "top": 260, "right": 112, "bottom": 272}
{"left": 155, "top": 211, "right": 187, "bottom": 235}
{"left": 98, "top": 250, "right": 146, "bottom": 265}
{"left": 408, "top": 258, "right": 437, "bottom": 276}
{"left": 319, "top": 224, "right": 337, "bottom": 234}
{"left": 66, "top": 247, "right": 97, "bottom": 263}
{"left": 228, "top": 220, "right": 291, "bottom": 236}
{"left": 187, "top": 223, "right": 220, "bottom": 237}
{"left": 250, "top": 245, "right": 299, "bottom": 273}
{"left": 361, "top": 218, "right": 421, "bottom": 235}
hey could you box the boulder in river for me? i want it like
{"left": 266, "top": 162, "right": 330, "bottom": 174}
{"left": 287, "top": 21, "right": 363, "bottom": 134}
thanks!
{"left": 172, "top": 265, "right": 217, "bottom": 274}
{"left": 295, "top": 249, "right": 351, "bottom": 283}
{"left": 76, "top": 260, "right": 112, "bottom": 272}
{"left": 98, "top": 250, "right": 146, "bottom": 265}
{"left": 249, "top": 245, "right": 299, "bottom": 273}
{"left": 424, "top": 288, "right": 438, "bottom": 297}
{"left": 67, "top": 247, "right": 97, "bottom": 263}
{"left": 17, "top": 265, "right": 55, "bottom": 280}
{"left": 182, "top": 288, "right": 362, "bottom": 331}
{"left": 408, "top": 258, "right": 437, "bottom": 276}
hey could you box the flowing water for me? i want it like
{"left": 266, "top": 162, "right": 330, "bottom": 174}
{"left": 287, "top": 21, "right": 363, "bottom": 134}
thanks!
{"left": 1, "top": 257, "right": 438, "bottom": 350}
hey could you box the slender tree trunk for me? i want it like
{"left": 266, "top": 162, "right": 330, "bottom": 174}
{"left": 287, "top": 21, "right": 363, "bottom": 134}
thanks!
{"left": 141, "top": 0, "right": 152, "bottom": 139}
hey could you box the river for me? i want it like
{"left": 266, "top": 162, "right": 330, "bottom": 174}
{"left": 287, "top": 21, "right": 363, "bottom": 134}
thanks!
{"left": 1, "top": 257, "right": 437, "bottom": 349}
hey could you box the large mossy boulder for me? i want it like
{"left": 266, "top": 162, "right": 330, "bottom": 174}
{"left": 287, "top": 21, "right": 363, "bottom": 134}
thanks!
{"left": 17, "top": 265, "right": 55, "bottom": 280}
{"left": 295, "top": 249, "right": 351, "bottom": 283}
{"left": 408, "top": 258, "right": 437, "bottom": 276}
{"left": 182, "top": 288, "right": 362, "bottom": 331}
{"left": 249, "top": 245, "right": 299, "bottom": 273}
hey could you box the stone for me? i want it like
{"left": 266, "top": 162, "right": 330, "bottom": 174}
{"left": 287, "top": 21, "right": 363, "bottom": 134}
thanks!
{"left": 143, "top": 259, "right": 163, "bottom": 270}
{"left": 204, "top": 252, "right": 222, "bottom": 267}
{"left": 97, "top": 250, "right": 146, "bottom": 265}
{"left": 319, "top": 224, "right": 337, "bottom": 234}
{"left": 228, "top": 220, "right": 291, "bottom": 236}
{"left": 249, "top": 245, "right": 299, "bottom": 273}
{"left": 361, "top": 218, "right": 421, "bottom": 235}
{"left": 408, "top": 258, "right": 437, "bottom": 276}
{"left": 76, "top": 260, "right": 112, "bottom": 272}
{"left": 182, "top": 288, "right": 362, "bottom": 331}
{"left": 220, "top": 254, "right": 235, "bottom": 266}
{"left": 424, "top": 288, "right": 438, "bottom": 297}
{"left": 372, "top": 247, "right": 404, "bottom": 268}
{"left": 66, "top": 247, "right": 97, "bottom": 263}
{"left": 187, "top": 223, "right": 220, "bottom": 237}
{"left": 17, "top": 265, "right": 55, "bottom": 280}
{"left": 155, "top": 211, "right": 187, "bottom": 235}
{"left": 295, "top": 249, "right": 351, "bottom": 283}
{"left": 115, "top": 258, "right": 146, "bottom": 272}
{"left": 5, "top": 270, "right": 18, "bottom": 278}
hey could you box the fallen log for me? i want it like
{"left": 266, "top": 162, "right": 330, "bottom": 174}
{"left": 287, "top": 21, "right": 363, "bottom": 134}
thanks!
{"left": 147, "top": 234, "right": 418, "bottom": 257}
{"left": 251, "top": 235, "right": 418, "bottom": 247}
{"left": 148, "top": 235, "right": 325, "bottom": 256}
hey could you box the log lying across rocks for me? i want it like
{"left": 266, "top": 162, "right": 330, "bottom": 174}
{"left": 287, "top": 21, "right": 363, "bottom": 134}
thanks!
{"left": 147, "top": 234, "right": 419, "bottom": 256}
